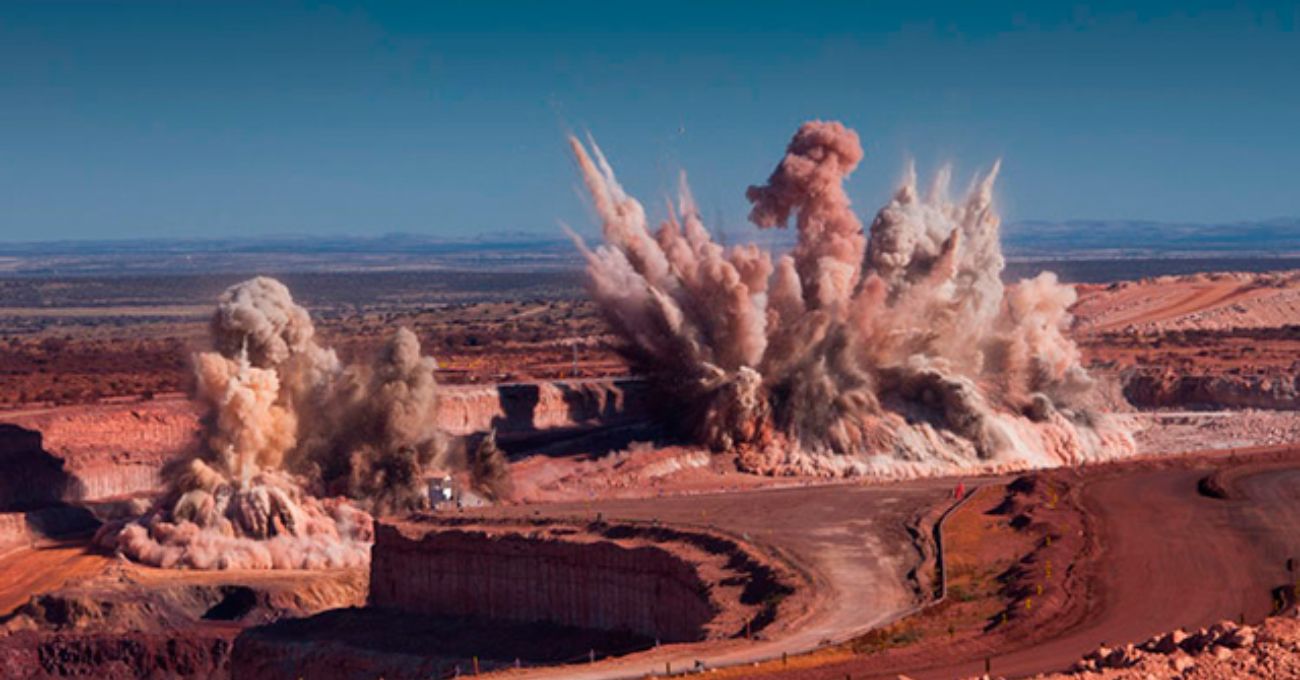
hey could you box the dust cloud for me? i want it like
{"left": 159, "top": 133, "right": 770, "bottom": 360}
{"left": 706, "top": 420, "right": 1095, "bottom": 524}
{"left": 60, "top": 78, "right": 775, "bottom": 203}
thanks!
{"left": 570, "top": 120, "right": 1134, "bottom": 476}
{"left": 109, "top": 277, "right": 464, "bottom": 569}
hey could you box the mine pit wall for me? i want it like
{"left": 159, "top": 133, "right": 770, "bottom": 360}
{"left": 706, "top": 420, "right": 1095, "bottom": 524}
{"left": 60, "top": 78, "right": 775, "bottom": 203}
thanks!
{"left": 0, "top": 507, "right": 99, "bottom": 555}
{"left": 1124, "top": 372, "right": 1300, "bottom": 410}
{"left": 67, "top": 464, "right": 164, "bottom": 502}
{"left": 0, "top": 402, "right": 202, "bottom": 503}
{"left": 0, "top": 424, "right": 73, "bottom": 510}
{"left": 435, "top": 378, "right": 649, "bottom": 436}
{"left": 0, "top": 379, "right": 648, "bottom": 509}
{"left": 0, "top": 513, "right": 34, "bottom": 555}
{"left": 369, "top": 522, "right": 715, "bottom": 643}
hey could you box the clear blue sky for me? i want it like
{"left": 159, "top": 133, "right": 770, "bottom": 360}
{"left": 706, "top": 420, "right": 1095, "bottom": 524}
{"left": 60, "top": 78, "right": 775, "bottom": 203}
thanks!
{"left": 1, "top": 1, "right": 1297, "bottom": 241}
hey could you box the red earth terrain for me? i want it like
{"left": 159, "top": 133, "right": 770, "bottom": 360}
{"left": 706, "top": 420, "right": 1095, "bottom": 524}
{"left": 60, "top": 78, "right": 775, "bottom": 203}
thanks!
{"left": 2, "top": 268, "right": 1300, "bottom": 678}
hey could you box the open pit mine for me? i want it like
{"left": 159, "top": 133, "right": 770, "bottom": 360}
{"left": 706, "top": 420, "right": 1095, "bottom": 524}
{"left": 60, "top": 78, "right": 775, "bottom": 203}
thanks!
{"left": 4, "top": 121, "right": 1300, "bottom": 680}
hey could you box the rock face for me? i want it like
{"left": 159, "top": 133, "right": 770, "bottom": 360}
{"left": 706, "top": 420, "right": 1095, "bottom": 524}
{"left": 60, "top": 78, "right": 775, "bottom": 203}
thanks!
{"left": 0, "top": 507, "right": 98, "bottom": 555}
{"left": 1, "top": 401, "right": 203, "bottom": 503}
{"left": 229, "top": 518, "right": 798, "bottom": 678}
{"left": 1124, "top": 370, "right": 1300, "bottom": 410}
{"left": 0, "top": 379, "right": 650, "bottom": 507}
{"left": 0, "top": 423, "right": 101, "bottom": 552}
{"left": 369, "top": 520, "right": 715, "bottom": 643}
{"left": 0, "top": 424, "right": 74, "bottom": 511}
{"left": 434, "top": 379, "right": 648, "bottom": 436}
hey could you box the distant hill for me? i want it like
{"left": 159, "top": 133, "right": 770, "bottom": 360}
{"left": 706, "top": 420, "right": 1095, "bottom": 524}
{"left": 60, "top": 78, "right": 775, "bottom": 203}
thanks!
{"left": 0, "top": 233, "right": 584, "bottom": 277}
{"left": 3, "top": 219, "right": 1300, "bottom": 277}
{"left": 0, "top": 232, "right": 581, "bottom": 256}
{"left": 1002, "top": 218, "right": 1300, "bottom": 257}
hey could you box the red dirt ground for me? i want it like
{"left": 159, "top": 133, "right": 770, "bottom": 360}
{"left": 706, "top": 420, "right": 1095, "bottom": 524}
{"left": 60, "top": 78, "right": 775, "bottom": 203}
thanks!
{"left": 689, "top": 447, "right": 1300, "bottom": 679}
{"left": 4, "top": 268, "right": 1300, "bottom": 678}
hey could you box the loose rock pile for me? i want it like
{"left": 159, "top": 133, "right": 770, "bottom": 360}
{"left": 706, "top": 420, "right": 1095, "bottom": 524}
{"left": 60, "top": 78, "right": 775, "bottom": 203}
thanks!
{"left": 1041, "top": 616, "right": 1300, "bottom": 678}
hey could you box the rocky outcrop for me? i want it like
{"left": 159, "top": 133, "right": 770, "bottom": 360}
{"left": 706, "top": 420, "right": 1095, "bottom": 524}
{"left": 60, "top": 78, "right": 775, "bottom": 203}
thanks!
{"left": 1124, "top": 370, "right": 1300, "bottom": 410}
{"left": 1036, "top": 617, "right": 1300, "bottom": 678}
{"left": 0, "top": 513, "right": 32, "bottom": 554}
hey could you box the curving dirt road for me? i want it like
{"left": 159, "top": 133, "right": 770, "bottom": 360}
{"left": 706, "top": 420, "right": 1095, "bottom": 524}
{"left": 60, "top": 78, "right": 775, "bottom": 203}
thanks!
{"left": 468, "top": 480, "right": 955, "bottom": 678}
{"left": 7, "top": 452, "right": 1298, "bottom": 680}
{"left": 490, "top": 451, "right": 1300, "bottom": 680}
{"left": 771, "top": 452, "right": 1300, "bottom": 680}
{"left": 919, "top": 462, "right": 1297, "bottom": 678}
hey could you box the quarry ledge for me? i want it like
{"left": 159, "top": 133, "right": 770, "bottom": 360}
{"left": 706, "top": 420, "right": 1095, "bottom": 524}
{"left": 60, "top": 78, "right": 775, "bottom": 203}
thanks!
{"left": 369, "top": 514, "right": 809, "bottom": 646}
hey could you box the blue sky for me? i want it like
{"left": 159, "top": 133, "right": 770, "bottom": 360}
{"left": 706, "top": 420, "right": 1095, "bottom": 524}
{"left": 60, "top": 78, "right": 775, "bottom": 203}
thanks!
{"left": 0, "top": 1, "right": 1297, "bottom": 241}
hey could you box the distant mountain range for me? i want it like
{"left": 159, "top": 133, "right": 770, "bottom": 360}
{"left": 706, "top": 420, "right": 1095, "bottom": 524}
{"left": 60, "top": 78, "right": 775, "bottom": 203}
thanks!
{"left": 1001, "top": 218, "right": 1300, "bottom": 257}
{"left": 0, "top": 231, "right": 578, "bottom": 256}
{"left": 1, "top": 219, "right": 1298, "bottom": 276}
{"left": 0, "top": 232, "right": 584, "bottom": 277}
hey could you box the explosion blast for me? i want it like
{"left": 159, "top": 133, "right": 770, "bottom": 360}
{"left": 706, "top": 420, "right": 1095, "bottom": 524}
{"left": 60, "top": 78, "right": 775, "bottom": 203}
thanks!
{"left": 570, "top": 121, "right": 1134, "bottom": 476}
{"left": 111, "top": 277, "right": 459, "bottom": 569}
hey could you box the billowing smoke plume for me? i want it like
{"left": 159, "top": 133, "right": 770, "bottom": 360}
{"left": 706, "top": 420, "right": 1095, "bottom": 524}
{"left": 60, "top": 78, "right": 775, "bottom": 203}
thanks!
{"left": 111, "top": 277, "right": 468, "bottom": 569}
{"left": 570, "top": 121, "right": 1133, "bottom": 476}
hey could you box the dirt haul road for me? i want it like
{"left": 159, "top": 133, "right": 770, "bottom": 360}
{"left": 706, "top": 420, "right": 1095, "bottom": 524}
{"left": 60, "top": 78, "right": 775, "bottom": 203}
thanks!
{"left": 766, "top": 452, "right": 1300, "bottom": 680}
{"left": 472, "top": 451, "right": 1300, "bottom": 679}
{"left": 467, "top": 480, "right": 955, "bottom": 678}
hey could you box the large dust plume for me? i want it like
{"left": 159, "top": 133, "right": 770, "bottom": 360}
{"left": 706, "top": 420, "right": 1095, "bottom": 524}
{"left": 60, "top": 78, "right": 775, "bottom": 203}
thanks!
{"left": 110, "top": 277, "right": 473, "bottom": 569}
{"left": 569, "top": 121, "right": 1133, "bottom": 476}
